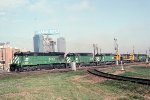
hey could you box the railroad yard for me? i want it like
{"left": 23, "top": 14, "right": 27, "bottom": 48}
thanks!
{"left": 0, "top": 64, "right": 150, "bottom": 100}
{"left": 1, "top": 0, "right": 150, "bottom": 100}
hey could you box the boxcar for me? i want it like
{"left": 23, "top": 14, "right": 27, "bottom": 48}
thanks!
{"left": 10, "top": 52, "right": 66, "bottom": 71}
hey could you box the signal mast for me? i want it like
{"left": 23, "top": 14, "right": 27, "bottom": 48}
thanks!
{"left": 130, "top": 46, "right": 135, "bottom": 62}
{"left": 114, "top": 38, "right": 120, "bottom": 65}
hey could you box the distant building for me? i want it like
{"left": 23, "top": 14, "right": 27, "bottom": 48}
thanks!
{"left": 57, "top": 37, "right": 66, "bottom": 53}
{"left": 33, "top": 34, "right": 44, "bottom": 52}
{"left": 42, "top": 35, "right": 56, "bottom": 52}
{"left": 0, "top": 47, "right": 20, "bottom": 70}
{"left": 34, "top": 29, "right": 60, "bottom": 52}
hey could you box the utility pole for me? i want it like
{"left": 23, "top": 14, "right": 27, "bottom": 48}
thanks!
{"left": 133, "top": 46, "right": 135, "bottom": 54}
{"left": 100, "top": 48, "right": 101, "bottom": 54}
{"left": 96, "top": 44, "right": 98, "bottom": 54}
{"left": 131, "top": 46, "right": 135, "bottom": 62}
{"left": 93, "top": 44, "right": 98, "bottom": 55}
{"left": 93, "top": 44, "right": 96, "bottom": 56}
{"left": 146, "top": 50, "right": 148, "bottom": 63}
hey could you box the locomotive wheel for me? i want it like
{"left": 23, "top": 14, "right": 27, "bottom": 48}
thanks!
{"left": 15, "top": 68, "right": 18, "bottom": 72}
{"left": 10, "top": 66, "right": 15, "bottom": 71}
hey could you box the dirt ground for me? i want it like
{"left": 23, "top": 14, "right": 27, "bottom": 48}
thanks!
{"left": 72, "top": 73, "right": 108, "bottom": 84}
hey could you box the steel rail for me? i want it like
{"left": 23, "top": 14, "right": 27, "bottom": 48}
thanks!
{"left": 88, "top": 69, "right": 150, "bottom": 85}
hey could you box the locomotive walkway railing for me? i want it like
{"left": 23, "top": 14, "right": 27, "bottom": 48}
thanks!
{"left": 88, "top": 69, "right": 150, "bottom": 85}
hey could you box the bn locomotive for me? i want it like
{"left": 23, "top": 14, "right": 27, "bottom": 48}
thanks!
{"left": 10, "top": 51, "right": 148, "bottom": 72}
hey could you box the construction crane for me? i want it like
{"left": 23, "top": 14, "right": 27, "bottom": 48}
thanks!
{"left": 40, "top": 29, "right": 59, "bottom": 52}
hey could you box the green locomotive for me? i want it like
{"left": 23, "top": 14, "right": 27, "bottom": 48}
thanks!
{"left": 137, "top": 54, "right": 147, "bottom": 62}
{"left": 10, "top": 51, "right": 148, "bottom": 72}
{"left": 66, "top": 53, "right": 94, "bottom": 66}
{"left": 10, "top": 52, "right": 94, "bottom": 71}
{"left": 10, "top": 52, "right": 66, "bottom": 71}
{"left": 95, "top": 53, "right": 115, "bottom": 65}
{"left": 101, "top": 53, "right": 115, "bottom": 64}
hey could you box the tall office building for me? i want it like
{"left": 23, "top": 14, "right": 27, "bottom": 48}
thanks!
{"left": 57, "top": 37, "right": 66, "bottom": 53}
{"left": 33, "top": 34, "right": 44, "bottom": 52}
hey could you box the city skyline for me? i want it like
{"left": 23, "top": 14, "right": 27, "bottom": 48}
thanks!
{"left": 0, "top": 0, "right": 150, "bottom": 54}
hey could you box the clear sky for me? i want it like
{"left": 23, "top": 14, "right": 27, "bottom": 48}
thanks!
{"left": 0, "top": 0, "right": 150, "bottom": 54}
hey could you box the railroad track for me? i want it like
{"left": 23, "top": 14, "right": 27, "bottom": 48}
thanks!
{"left": 0, "top": 62, "right": 146, "bottom": 76}
{"left": 0, "top": 65, "right": 111, "bottom": 76}
{"left": 88, "top": 69, "right": 150, "bottom": 85}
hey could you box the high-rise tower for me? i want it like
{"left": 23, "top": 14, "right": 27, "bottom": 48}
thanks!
{"left": 33, "top": 34, "right": 44, "bottom": 52}
{"left": 57, "top": 37, "right": 66, "bottom": 53}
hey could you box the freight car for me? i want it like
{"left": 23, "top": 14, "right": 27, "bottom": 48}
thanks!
{"left": 10, "top": 52, "right": 66, "bottom": 71}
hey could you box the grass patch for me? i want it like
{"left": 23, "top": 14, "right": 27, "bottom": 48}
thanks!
{"left": 100, "top": 80, "right": 150, "bottom": 100}
{"left": 121, "top": 66, "right": 150, "bottom": 78}
{"left": 0, "top": 71, "right": 104, "bottom": 100}
{"left": 0, "top": 70, "right": 149, "bottom": 100}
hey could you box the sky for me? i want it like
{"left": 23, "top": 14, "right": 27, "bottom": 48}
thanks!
{"left": 0, "top": 0, "right": 150, "bottom": 54}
